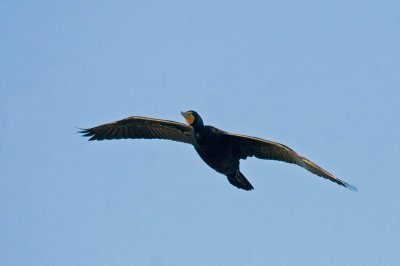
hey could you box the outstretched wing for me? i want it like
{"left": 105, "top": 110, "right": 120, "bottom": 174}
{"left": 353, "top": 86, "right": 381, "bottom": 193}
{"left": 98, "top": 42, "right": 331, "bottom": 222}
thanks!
{"left": 80, "top": 116, "right": 193, "bottom": 144}
{"left": 225, "top": 132, "right": 356, "bottom": 190}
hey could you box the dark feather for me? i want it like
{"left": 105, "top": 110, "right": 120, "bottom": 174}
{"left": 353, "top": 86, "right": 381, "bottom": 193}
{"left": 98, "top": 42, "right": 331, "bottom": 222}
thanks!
{"left": 225, "top": 132, "right": 356, "bottom": 190}
{"left": 79, "top": 116, "right": 193, "bottom": 144}
{"left": 227, "top": 170, "right": 254, "bottom": 191}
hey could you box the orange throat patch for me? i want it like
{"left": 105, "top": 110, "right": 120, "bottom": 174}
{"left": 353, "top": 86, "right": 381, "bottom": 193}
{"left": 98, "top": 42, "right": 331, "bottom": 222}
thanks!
{"left": 185, "top": 115, "right": 195, "bottom": 125}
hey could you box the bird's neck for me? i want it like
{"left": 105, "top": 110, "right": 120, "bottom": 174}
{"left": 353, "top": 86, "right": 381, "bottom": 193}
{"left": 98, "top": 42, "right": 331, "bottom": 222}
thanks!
{"left": 192, "top": 123, "right": 204, "bottom": 132}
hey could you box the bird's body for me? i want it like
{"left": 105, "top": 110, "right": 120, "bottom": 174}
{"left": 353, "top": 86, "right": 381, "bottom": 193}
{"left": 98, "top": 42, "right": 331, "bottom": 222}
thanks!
{"left": 189, "top": 125, "right": 253, "bottom": 189}
{"left": 192, "top": 126, "right": 236, "bottom": 175}
{"left": 80, "top": 111, "right": 356, "bottom": 191}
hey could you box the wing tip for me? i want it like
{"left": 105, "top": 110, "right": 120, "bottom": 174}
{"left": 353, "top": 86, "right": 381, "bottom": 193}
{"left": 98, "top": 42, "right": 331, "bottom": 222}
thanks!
{"left": 344, "top": 182, "right": 357, "bottom": 192}
{"left": 77, "top": 128, "right": 98, "bottom": 141}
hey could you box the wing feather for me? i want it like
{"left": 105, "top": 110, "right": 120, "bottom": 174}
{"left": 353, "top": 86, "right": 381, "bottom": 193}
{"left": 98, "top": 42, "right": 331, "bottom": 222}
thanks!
{"left": 79, "top": 116, "right": 193, "bottom": 144}
{"left": 225, "top": 132, "right": 356, "bottom": 190}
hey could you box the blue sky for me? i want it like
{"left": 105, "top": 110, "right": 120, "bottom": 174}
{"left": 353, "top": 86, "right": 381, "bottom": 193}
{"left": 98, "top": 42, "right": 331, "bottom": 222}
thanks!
{"left": 1, "top": 1, "right": 399, "bottom": 265}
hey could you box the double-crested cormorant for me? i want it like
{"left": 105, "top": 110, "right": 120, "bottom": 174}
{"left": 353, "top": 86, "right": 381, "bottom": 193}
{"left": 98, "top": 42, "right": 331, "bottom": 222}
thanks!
{"left": 79, "top": 110, "right": 356, "bottom": 191}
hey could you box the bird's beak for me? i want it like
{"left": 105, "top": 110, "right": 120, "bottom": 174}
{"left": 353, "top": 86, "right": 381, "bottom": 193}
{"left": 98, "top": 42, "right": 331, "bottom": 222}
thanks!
{"left": 181, "top": 111, "right": 195, "bottom": 125}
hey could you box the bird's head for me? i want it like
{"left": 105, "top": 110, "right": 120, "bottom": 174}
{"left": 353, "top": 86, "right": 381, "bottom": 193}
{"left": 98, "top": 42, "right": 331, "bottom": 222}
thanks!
{"left": 181, "top": 110, "right": 204, "bottom": 128}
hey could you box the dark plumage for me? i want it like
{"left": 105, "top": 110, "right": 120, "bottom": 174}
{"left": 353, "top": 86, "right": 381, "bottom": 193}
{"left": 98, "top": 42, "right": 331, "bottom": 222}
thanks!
{"left": 79, "top": 110, "right": 356, "bottom": 191}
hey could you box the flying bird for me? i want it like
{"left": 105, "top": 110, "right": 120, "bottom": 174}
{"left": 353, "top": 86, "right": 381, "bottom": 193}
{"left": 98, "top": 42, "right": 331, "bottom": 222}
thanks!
{"left": 79, "top": 111, "right": 356, "bottom": 191}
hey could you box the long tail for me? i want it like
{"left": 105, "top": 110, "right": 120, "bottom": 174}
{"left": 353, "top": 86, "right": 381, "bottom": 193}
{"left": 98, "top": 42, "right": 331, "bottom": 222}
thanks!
{"left": 227, "top": 170, "right": 254, "bottom": 191}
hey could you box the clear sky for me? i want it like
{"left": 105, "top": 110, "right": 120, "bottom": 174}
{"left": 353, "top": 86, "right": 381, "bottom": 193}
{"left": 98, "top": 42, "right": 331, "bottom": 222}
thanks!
{"left": 1, "top": 1, "right": 399, "bottom": 265}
